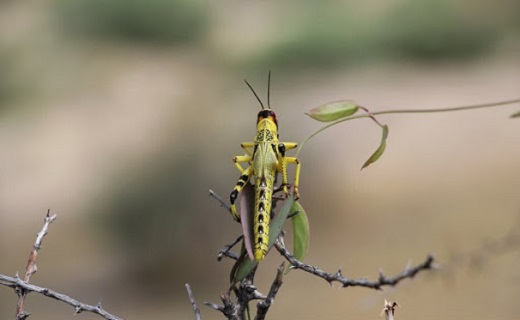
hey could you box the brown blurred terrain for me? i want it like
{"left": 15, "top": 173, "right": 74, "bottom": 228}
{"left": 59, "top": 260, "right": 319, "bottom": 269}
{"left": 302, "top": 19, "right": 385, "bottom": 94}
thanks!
{"left": 1, "top": 1, "right": 519, "bottom": 319}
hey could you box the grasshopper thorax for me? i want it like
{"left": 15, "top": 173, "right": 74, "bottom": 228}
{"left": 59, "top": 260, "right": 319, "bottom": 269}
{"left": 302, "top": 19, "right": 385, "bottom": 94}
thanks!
{"left": 257, "top": 109, "right": 278, "bottom": 127}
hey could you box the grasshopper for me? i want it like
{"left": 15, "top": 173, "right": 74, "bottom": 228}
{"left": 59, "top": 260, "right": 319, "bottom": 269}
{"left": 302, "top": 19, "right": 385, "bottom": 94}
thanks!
{"left": 230, "top": 73, "right": 301, "bottom": 261}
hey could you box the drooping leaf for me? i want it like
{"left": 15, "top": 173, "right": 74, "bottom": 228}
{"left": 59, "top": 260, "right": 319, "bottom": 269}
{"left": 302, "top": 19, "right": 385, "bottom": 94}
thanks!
{"left": 291, "top": 201, "right": 309, "bottom": 262}
{"left": 510, "top": 110, "right": 520, "bottom": 118}
{"left": 232, "top": 196, "right": 295, "bottom": 282}
{"left": 239, "top": 183, "right": 255, "bottom": 262}
{"left": 362, "top": 124, "right": 389, "bottom": 169}
{"left": 305, "top": 100, "right": 359, "bottom": 122}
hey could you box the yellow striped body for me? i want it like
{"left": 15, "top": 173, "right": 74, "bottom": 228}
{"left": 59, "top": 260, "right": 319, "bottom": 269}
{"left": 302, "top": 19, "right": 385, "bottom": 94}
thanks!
{"left": 230, "top": 108, "right": 301, "bottom": 261}
{"left": 252, "top": 115, "right": 279, "bottom": 260}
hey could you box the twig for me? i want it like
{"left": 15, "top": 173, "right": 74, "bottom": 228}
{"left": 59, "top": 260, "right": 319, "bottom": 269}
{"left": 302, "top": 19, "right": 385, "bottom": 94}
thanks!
{"left": 380, "top": 300, "right": 399, "bottom": 320}
{"left": 0, "top": 211, "right": 124, "bottom": 320}
{"left": 16, "top": 210, "right": 57, "bottom": 319}
{"left": 218, "top": 235, "right": 243, "bottom": 261}
{"left": 204, "top": 274, "right": 266, "bottom": 320}
{"left": 444, "top": 214, "right": 520, "bottom": 272}
{"left": 0, "top": 274, "right": 123, "bottom": 320}
{"left": 274, "top": 238, "right": 435, "bottom": 289}
{"left": 209, "top": 189, "right": 232, "bottom": 213}
{"left": 185, "top": 283, "right": 201, "bottom": 320}
{"left": 255, "top": 263, "right": 285, "bottom": 320}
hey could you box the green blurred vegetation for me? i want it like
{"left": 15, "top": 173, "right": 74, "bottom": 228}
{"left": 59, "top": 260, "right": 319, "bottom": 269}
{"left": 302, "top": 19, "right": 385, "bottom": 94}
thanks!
{"left": 50, "top": 0, "right": 209, "bottom": 45}
{"left": 383, "top": 0, "right": 498, "bottom": 61}
{"left": 0, "top": 50, "right": 22, "bottom": 107}
{"left": 247, "top": 0, "right": 505, "bottom": 70}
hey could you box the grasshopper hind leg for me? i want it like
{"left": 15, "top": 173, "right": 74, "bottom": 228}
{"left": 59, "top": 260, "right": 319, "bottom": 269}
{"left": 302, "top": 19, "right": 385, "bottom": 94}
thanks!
{"left": 230, "top": 166, "right": 253, "bottom": 221}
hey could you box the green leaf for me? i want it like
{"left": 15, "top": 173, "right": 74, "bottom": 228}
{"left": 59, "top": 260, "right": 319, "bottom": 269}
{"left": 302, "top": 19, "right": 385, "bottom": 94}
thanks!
{"left": 230, "top": 245, "right": 248, "bottom": 284}
{"left": 511, "top": 110, "right": 520, "bottom": 118}
{"left": 361, "top": 124, "right": 389, "bottom": 169}
{"left": 232, "top": 196, "right": 295, "bottom": 282}
{"left": 291, "top": 201, "right": 309, "bottom": 262}
{"left": 305, "top": 100, "right": 359, "bottom": 122}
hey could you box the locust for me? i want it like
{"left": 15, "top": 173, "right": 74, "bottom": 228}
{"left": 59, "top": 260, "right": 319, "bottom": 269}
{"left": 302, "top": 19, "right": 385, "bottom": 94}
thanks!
{"left": 230, "top": 72, "right": 301, "bottom": 261}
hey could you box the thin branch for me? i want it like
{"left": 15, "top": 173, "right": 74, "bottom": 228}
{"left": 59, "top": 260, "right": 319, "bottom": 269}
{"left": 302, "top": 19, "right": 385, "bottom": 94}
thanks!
{"left": 380, "top": 300, "right": 399, "bottom": 320}
{"left": 209, "top": 189, "right": 232, "bottom": 213}
{"left": 255, "top": 263, "right": 285, "bottom": 320}
{"left": 218, "top": 235, "right": 243, "bottom": 261}
{"left": 372, "top": 98, "right": 520, "bottom": 116}
{"left": 185, "top": 284, "right": 201, "bottom": 320}
{"left": 444, "top": 214, "right": 520, "bottom": 272}
{"left": 16, "top": 210, "right": 57, "bottom": 319}
{"left": 274, "top": 239, "right": 435, "bottom": 289}
{"left": 0, "top": 274, "right": 123, "bottom": 320}
{"left": 297, "top": 98, "right": 520, "bottom": 158}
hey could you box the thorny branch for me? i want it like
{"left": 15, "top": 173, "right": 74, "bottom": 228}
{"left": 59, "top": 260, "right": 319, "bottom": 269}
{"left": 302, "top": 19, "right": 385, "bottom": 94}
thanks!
{"left": 275, "top": 237, "right": 435, "bottom": 289}
{"left": 0, "top": 211, "right": 123, "bottom": 320}
{"left": 16, "top": 210, "right": 57, "bottom": 319}
{"left": 201, "top": 190, "right": 436, "bottom": 319}
{"left": 185, "top": 284, "right": 201, "bottom": 320}
{"left": 0, "top": 274, "right": 122, "bottom": 320}
{"left": 444, "top": 214, "right": 520, "bottom": 273}
{"left": 218, "top": 235, "right": 243, "bottom": 261}
{"left": 255, "top": 263, "right": 285, "bottom": 320}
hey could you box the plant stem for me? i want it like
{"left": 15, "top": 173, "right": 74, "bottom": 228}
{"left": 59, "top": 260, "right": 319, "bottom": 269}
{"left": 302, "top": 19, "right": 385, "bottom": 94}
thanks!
{"left": 296, "top": 98, "right": 520, "bottom": 158}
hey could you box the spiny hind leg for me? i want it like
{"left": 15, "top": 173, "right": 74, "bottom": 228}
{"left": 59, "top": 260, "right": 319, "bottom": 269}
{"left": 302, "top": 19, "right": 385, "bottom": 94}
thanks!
{"left": 229, "top": 166, "right": 253, "bottom": 221}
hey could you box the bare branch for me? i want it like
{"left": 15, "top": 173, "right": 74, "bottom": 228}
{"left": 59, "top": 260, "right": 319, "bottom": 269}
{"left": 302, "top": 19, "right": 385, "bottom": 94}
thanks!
{"left": 274, "top": 238, "right": 435, "bottom": 289}
{"left": 380, "top": 300, "right": 399, "bottom": 320}
{"left": 217, "top": 235, "right": 243, "bottom": 261}
{"left": 185, "top": 283, "right": 201, "bottom": 320}
{"left": 255, "top": 263, "right": 285, "bottom": 320}
{"left": 445, "top": 214, "right": 520, "bottom": 272}
{"left": 0, "top": 274, "right": 123, "bottom": 320}
{"left": 209, "top": 189, "right": 232, "bottom": 213}
{"left": 16, "top": 210, "right": 57, "bottom": 318}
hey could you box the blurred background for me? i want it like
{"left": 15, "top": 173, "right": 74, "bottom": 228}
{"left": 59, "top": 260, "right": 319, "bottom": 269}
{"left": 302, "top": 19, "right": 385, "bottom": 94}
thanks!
{"left": 0, "top": 0, "right": 519, "bottom": 319}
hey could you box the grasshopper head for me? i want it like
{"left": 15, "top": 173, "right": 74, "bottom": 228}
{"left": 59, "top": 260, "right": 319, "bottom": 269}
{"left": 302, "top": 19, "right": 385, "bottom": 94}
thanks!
{"left": 257, "top": 109, "right": 278, "bottom": 127}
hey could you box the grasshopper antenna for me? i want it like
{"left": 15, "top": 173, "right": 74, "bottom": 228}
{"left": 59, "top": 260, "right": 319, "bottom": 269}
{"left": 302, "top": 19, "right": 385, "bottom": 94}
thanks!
{"left": 267, "top": 70, "right": 271, "bottom": 109}
{"left": 244, "top": 79, "right": 265, "bottom": 110}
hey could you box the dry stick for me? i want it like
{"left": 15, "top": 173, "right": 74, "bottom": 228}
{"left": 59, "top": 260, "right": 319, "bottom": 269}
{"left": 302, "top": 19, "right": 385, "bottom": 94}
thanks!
{"left": 218, "top": 235, "right": 243, "bottom": 261}
{"left": 0, "top": 274, "right": 122, "bottom": 320}
{"left": 185, "top": 284, "right": 202, "bottom": 320}
{"left": 255, "top": 263, "right": 285, "bottom": 320}
{"left": 274, "top": 238, "right": 435, "bottom": 289}
{"left": 209, "top": 189, "right": 233, "bottom": 215}
{"left": 0, "top": 211, "right": 123, "bottom": 320}
{"left": 380, "top": 300, "right": 399, "bottom": 320}
{"left": 15, "top": 210, "right": 57, "bottom": 319}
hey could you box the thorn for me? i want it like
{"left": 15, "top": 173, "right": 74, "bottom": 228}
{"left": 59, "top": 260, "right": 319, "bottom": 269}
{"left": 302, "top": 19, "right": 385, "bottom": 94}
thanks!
{"left": 378, "top": 268, "right": 385, "bottom": 281}
{"left": 405, "top": 259, "right": 412, "bottom": 272}
{"left": 75, "top": 305, "right": 84, "bottom": 314}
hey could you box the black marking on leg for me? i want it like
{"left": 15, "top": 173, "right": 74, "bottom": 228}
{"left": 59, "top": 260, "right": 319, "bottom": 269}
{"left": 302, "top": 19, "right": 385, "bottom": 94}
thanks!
{"left": 258, "top": 237, "right": 264, "bottom": 244}
{"left": 259, "top": 189, "right": 266, "bottom": 200}
{"left": 259, "top": 202, "right": 265, "bottom": 212}
{"left": 278, "top": 143, "right": 286, "bottom": 156}
{"left": 230, "top": 190, "right": 238, "bottom": 204}
{"left": 258, "top": 225, "right": 264, "bottom": 234}
{"left": 258, "top": 213, "right": 264, "bottom": 222}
